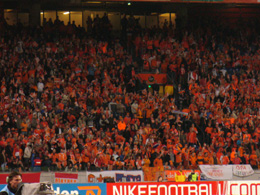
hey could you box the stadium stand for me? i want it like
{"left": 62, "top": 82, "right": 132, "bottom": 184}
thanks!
{"left": 0, "top": 10, "right": 260, "bottom": 173}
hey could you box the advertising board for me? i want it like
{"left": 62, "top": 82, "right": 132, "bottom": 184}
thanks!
{"left": 0, "top": 173, "right": 41, "bottom": 184}
{"left": 1, "top": 180, "right": 260, "bottom": 195}
{"left": 53, "top": 183, "right": 107, "bottom": 195}
{"left": 107, "top": 181, "right": 226, "bottom": 195}
{"left": 227, "top": 181, "right": 260, "bottom": 195}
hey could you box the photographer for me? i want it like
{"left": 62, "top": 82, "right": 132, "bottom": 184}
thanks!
{"left": 0, "top": 171, "right": 22, "bottom": 195}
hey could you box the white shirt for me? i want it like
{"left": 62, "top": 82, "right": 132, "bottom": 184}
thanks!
{"left": 37, "top": 82, "right": 44, "bottom": 92}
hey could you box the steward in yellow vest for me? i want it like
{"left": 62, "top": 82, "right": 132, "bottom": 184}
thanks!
{"left": 188, "top": 169, "right": 198, "bottom": 181}
{"left": 175, "top": 167, "right": 186, "bottom": 182}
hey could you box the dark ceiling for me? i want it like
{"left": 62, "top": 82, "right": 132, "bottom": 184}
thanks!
{"left": 1, "top": 0, "right": 260, "bottom": 14}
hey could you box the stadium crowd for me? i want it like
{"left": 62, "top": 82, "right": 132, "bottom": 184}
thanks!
{"left": 0, "top": 13, "right": 260, "bottom": 173}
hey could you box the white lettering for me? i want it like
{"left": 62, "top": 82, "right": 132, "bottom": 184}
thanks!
{"left": 158, "top": 185, "right": 167, "bottom": 195}
{"left": 230, "top": 184, "right": 238, "bottom": 195}
{"left": 61, "top": 190, "right": 70, "bottom": 194}
{"left": 124, "top": 185, "right": 126, "bottom": 195}
{"left": 199, "top": 184, "right": 208, "bottom": 195}
{"left": 168, "top": 184, "right": 178, "bottom": 195}
{"left": 70, "top": 190, "right": 78, "bottom": 195}
{"left": 109, "top": 182, "right": 234, "bottom": 195}
{"left": 113, "top": 186, "right": 122, "bottom": 195}
{"left": 54, "top": 187, "right": 60, "bottom": 195}
{"left": 218, "top": 183, "right": 224, "bottom": 195}
{"left": 54, "top": 187, "right": 79, "bottom": 195}
{"left": 148, "top": 185, "right": 157, "bottom": 195}
{"left": 188, "top": 184, "right": 197, "bottom": 195}
{"left": 250, "top": 183, "right": 260, "bottom": 195}
{"left": 167, "top": 173, "right": 175, "bottom": 178}
{"left": 128, "top": 185, "right": 136, "bottom": 195}
{"left": 240, "top": 184, "right": 248, "bottom": 195}
{"left": 228, "top": 182, "right": 260, "bottom": 195}
{"left": 179, "top": 185, "right": 190, "bottom": 195}
{"left": 138, "top": 185, "right": 146, "bottom": 195}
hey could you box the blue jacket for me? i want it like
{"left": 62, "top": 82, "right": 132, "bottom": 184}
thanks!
{"left": 0, "top": 185, "right": 15, "bottom": 195}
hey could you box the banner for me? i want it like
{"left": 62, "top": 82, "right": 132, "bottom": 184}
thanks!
{"left": 200, "top": 164, "right": 254, "bottom": 180}
{"left": 54, "top": 173, "right": 78, "bottom": 183}
{"left": 53, "top": 183, "right": 107, "bottom": 195}
{"left": 0, "top": 173, "right": 41, "bottom": 184}
{"left": 86, "top": 171, "right": 143, "bottom": 183}
{"left": 165, "top": 170, "right": 200, "bottom": 181}
{"left": 199, "top": 165, "right": 233, "bottom": 180}
{"left": 137, "top": 74, "right": 167, "bottom": 84}
{"left": 233, "top": 164, "right": 254, "bottom": 177}
{"left": 107, "top": 181, "right": 227, "bottom": 195}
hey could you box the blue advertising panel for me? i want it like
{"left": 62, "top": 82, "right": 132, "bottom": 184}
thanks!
{"left": 0, "top": 184, "right": 107, "bottom": 195}
{"left": 53, "top": 183, "right": 107, "bottom": 195}
{"left": 0, "top": 185, "right": 5, "bottom": 190}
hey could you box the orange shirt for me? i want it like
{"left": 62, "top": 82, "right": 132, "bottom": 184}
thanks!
{"left": 70, "top": 154, "right": 77, "bottom": 165}
{"left": 58, "top": 153, "right": 67, "bottom": 162}
{"left": 190, "top": 155, "right": 197, "bottom": 166}
{"left": 197, "top": 155, "right": 204, "bottom": 165}
{"left": 222, "top": 156, "right": 229, "bottom": 165}
{"left": 153, "top": 158, "right": 163, "bottom": 167}
{"left": 21, "top": 122, "right": 28, "bottom": 132}
{"left": 118, "top": 121, "right": 126, "bottom": 131}
{"left": 103, "top": 154, "right": 110, "bottom": 165}
{"left": 50, "top": 153, "right": 59, "bottom": 163}
{"left": 250, "top": 154, "right": 258, "bottom": 166}
{"left": 175, "top": 152, "right": 182, "bottom": 164}
{"left": 82, "top": 154, "right": 90, "bottom": 163}
{"left": 115, "top": 134, "right": 125, "bottom": 144}
{"left": 205, "top": 127, "right": 213, "bottom": 135}
{"left": 187, "top": 132, "right": 197, "bottom": 144}
{"left": 243, "top": 134, "right": 251, "bottom": 144}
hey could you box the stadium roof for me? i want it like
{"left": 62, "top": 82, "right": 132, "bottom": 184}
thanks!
{"left": 1, "top": 0, "right": 260, "bottom": 14}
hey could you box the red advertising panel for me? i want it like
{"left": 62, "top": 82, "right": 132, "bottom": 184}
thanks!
{"left": 54, "top": 173, "right": 78, "bottom": 183}
{"left": 0, "top": 173, "right": 41, "bottom": 184}
{"left": 107, "top": 181, "right": 227, "bottom": 195}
